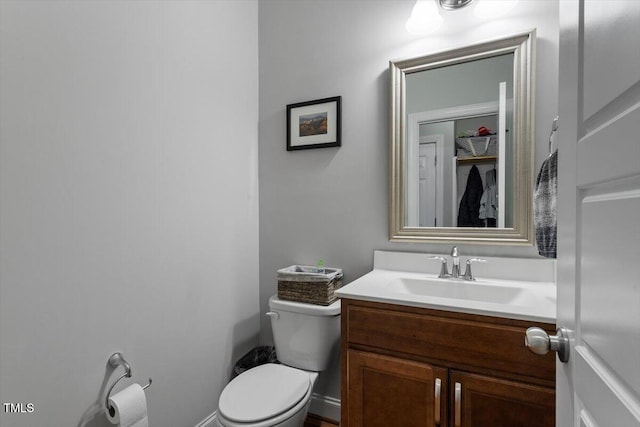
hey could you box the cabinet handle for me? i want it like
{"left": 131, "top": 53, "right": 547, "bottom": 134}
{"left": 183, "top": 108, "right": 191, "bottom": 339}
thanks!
{"left": 434, "top": 378, "right": 441, "bottom": 426}
{"left": 454, "top": 382, "right": 462, "bottom": 427}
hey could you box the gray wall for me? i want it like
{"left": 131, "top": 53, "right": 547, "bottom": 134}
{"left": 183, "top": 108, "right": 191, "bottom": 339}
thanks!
{"left": 0, "top": 1, "right": 259, "bottom": 426}
{"left": 259, "top": 0, "right": 559, "bottom": 412}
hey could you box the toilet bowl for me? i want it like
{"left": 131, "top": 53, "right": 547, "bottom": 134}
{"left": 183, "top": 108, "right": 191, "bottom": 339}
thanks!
{"left": 217, "top": 364, "right": 318, "bottom": 427}
{"left": 217, "top": 296, "right": 340, "bottom": 427}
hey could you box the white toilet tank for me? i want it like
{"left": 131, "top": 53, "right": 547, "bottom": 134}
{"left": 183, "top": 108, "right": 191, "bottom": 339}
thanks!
{"left": 267, "top": 295, "right": 341, "bottom": 372}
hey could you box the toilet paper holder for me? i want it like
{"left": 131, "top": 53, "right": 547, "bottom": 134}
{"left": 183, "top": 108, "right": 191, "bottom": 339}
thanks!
{"left": 105, "top": 352, "right": 152, "bottom": 416}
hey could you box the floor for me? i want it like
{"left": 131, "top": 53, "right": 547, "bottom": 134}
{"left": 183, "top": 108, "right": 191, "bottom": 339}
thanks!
{"left": 304, "top": 414, "right": 339, "bottom": 427}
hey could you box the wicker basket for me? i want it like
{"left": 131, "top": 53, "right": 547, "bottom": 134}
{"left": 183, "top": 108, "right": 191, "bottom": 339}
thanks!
{"left": 277, "top": 265, "right": 343, "bottom": 306}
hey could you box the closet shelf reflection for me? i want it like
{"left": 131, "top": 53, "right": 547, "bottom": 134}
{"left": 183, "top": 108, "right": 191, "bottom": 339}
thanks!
{"left": 456, "top": 155, "right": 497, "bottom": 164}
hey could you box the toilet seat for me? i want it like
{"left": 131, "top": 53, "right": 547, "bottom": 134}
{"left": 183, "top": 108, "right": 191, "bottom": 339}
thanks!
{"left": 218, "top": 364, "right": 311, "bottom": 424}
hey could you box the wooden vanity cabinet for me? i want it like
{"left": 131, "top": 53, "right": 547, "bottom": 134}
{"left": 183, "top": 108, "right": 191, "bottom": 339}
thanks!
{"left": 347, "top": 350, "right": 448, "bottom": 427}
{"left": 341, "top": 299, "right": 556, "bottom": 427}
{"left": 450, "top": 371, "right": 554, "bottom": 427}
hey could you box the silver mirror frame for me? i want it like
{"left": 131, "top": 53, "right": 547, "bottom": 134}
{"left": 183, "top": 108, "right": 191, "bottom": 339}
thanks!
{"left": 389, "top": 30, "right": 535, "bottom": 245}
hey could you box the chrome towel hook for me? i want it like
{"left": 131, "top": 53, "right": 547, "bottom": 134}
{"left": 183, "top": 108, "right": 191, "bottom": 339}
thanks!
{"left": 105, "top": 353, "right": 152, "bottom": 417}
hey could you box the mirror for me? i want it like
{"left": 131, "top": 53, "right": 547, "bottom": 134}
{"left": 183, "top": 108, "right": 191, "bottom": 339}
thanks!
{"left": 389, "top": 31, "right": 535, "bottom": 245}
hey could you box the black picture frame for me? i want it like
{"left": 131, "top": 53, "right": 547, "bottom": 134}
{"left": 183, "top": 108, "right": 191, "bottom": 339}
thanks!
{"left": 286, "top": 96, "right": 341, "bottom": 151}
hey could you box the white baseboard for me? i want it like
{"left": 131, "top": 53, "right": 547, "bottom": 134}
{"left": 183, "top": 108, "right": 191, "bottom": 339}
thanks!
{"left": 195, "top": 410, "right": 218, "bottom": 427}
{"left": 197, "top": 394, "right": 341, "bottom": 427}
{"left": 309, "top": 393, "right": 341, "bottom": 423}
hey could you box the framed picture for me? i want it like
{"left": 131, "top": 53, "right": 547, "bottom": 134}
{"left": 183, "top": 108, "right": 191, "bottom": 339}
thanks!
{"left": 286, "top": 96, "right": 341, "bottom": 151}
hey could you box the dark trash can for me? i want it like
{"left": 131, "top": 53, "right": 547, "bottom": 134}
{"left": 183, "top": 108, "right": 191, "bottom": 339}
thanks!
{"left": 232, "top": 345, "right": 278, "bottom": 378}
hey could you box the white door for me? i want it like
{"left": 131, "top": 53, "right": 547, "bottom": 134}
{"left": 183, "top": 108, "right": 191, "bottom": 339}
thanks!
{"left": 556, "top": 1, "right": 640, "bottom": 426}
{"left": 419, "top": 142, "right": 437, "bottom": 227}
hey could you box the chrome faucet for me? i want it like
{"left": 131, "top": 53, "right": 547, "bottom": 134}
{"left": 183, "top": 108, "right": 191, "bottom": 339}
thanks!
{"left": 450, "top": 246, "right": 461, "bottom": 278}
{"left": 429, "top": 247, "right": 487, "bottom": 281}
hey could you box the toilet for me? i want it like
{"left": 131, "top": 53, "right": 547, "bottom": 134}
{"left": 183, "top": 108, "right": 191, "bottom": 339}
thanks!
{"left": 216, "top": 295, "right": 341, "bottom": 427}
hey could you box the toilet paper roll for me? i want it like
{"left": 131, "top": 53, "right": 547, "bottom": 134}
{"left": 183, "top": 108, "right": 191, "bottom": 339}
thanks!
{"left": 106, "top": 383, "right": 148, "bottom": 427}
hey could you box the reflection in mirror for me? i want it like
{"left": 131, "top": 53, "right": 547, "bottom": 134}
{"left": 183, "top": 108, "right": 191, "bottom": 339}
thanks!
{"left": 405, "top": 53, "right": 514, "bottom": 228}
{"left": 390, "top": 31, "right": 535, "bottom": 245}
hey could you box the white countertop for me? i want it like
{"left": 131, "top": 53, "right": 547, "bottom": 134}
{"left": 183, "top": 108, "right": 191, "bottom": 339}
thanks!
{"left": 335, "top": 251, "right": 556, "bottom": 324}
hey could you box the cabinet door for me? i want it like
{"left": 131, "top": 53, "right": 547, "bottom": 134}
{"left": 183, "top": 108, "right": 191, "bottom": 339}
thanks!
{"left": 347, "top": 349, "right": 447, "bottom": 427}
{"left": 450, "top": 371, "right": 555, "bottom": 427}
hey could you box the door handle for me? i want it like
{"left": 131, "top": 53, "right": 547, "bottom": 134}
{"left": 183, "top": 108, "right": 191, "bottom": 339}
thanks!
{"left": 434, "top": 378, "right": 441, "bottom": 426}
{"left": 454, "top": 382, "right": 461, "bottom": 427}
{"left": 525, "top": 326, "right": 570, "bottom": 363}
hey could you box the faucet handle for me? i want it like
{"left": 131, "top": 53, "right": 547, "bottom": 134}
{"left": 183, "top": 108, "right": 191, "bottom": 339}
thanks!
{"left": 463, "top": 258, "right": 487, "bottom": 281}
{"left": 428, "top": 256, "right": 450, "bottom": 278}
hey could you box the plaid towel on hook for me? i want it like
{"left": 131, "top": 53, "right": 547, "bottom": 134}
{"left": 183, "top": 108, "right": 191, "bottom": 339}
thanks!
{"left": 534, "top": 150, "right": 558, "bottom": 258}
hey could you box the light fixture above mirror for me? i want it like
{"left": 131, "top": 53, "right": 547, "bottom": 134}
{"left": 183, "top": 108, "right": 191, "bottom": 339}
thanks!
{"left": 439, "top": 0, "right": 476, "bottom": 10}
{"left": 405, "top": 1, "right": 443, "bottom": 35}
{"left": 407, "top": 0, "right": 520, "bottom": 35}
{"left": 406, "top": 0, "right": 476, "bottom": 36}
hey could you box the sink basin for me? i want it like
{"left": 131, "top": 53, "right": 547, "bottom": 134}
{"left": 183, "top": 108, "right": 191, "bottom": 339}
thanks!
{"left": 335, "top": 251, "right": 557, "bottom": 323}
{"left": 388, "top": 277, "right": 525, "bottom": 305}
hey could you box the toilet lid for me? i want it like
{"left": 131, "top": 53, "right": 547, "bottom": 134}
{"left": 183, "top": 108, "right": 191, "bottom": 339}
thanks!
{"left": 218, "top": 364, "right": 311, "bottom": 423}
